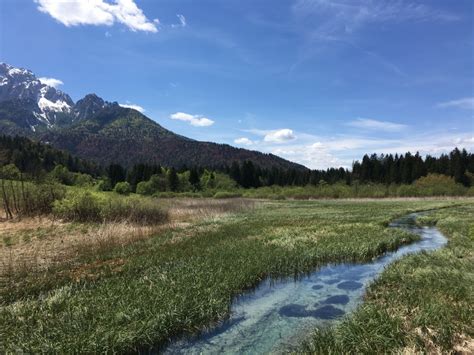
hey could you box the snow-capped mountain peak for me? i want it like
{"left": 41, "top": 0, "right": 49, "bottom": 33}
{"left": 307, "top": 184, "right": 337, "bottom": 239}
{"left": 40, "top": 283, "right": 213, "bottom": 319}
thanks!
{"left": 0, "top": 62, "right": 73, "bottom": 128}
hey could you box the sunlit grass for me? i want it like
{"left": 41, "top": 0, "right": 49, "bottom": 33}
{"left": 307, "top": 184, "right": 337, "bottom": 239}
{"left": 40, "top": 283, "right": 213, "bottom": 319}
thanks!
{"left": 1, "top": 199, "right": 471, "bottom": 352}
{"left": 302, "top": 203, "right": 474, "bottom": 353}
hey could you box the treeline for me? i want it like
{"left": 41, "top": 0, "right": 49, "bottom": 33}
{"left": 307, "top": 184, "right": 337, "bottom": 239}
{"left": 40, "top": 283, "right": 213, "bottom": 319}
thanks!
{"left": 76, "top": 148, "right": 474, "bottom": 192}
{"left": 0, "top": 135, "right": 102, "bottom": 178}
{"left": 223, "top": 148, "right": 474, "bottom": 188}
{"left": 1, "top": 135, "right": 473, "bottom": 190}
{"left": 352, "top": 149, "right": 473, "bottom": 186}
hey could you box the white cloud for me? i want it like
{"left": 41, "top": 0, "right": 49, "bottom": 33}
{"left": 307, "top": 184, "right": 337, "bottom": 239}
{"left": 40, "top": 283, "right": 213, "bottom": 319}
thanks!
{"left": 38, "top": 77, "right": 63, "bottom": 88}
{"left": 263, "top": 129, "right": 296, "bottom": 143}
{"left": 347, "top": 118, "right": 407, "bottom": 132}
{"left": 234, "top": 137, "right": 254, "bottom": 146}
{"left": 170, "top": 112, "right": 214, "bottom": 127}
{"left": 35, "top": 0, "right": 158, "bottom": 33}
{"left": 271, "top": 142, "right": 346, "bottom": 170}
{"left": 234, "top": 126, "right": 474, "bottom": 170}
{"left": 119, "top": 103, "right": 145, "bottom": 113}
{"left": 437, "top": 97, "right": 474, "bottom": 110}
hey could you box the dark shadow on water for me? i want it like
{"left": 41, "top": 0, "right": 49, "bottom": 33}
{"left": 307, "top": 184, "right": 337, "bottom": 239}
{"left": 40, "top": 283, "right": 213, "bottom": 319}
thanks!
{"left": 321, "top": 294, "right": 350, "bottom": 305}
{"left": 337, "top": 281, "right": 363, "bottom": 291}
{"left": 312, "top": 305, "right": 345, "bottom": 319}
{"left": 279, "top": 304, "right": 312, "bottom": 318}
{"left": 323, "top": 278, "right": 340, "bottom": 284}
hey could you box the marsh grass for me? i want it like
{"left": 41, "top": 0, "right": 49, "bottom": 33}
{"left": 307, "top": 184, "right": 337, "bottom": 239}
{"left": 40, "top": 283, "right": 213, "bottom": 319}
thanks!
{"left": 0, "top": 198, "right": 255, "bottom": 302}
{"left": 1, "top": 199, "right": 471, "bottom": 353}
{"left": 302, "top": 203, "right": 474, "bottom": 354}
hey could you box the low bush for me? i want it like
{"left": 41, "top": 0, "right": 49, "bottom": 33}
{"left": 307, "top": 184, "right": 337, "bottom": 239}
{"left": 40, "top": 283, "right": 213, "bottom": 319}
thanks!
{"left": 0, "top": 179, "right": 66, "bottom": 218}
{"left": 52, "top": 190, "right": 103, "bottom": 222}
{"left": 53, "top": 190, "right": 168, "bottom": 225}
{"left": 102, "top": 196, "right": 168, "bottom": 225}
{"left": 114, "top": 181, "right": 131, "bottom": 195}
{"left": 213, "top": 191, "right": 243, "bottom": 199}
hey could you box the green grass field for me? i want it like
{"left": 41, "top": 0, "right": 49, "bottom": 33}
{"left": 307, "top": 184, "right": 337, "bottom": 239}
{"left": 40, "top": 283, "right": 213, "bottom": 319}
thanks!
{"left": 303, "top": 203, "right": 474, "bottom": 353}
{"left": 1, "top": 199, "right": 472, "bottom": 353}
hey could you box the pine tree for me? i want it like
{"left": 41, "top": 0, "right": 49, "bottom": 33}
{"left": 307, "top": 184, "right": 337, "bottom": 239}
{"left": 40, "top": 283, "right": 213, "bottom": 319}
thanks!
{"left": 230, "top": 161, "right": 241, "bottom": 185}
{"left": 189, "top": 167, "right": 201, "bottom": 191}
{"left": 167, "top": 167, "right": 179, "bottom": 192}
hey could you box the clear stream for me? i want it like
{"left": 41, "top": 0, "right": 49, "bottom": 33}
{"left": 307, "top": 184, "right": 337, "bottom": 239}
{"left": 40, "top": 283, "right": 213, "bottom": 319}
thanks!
{"left": 163, "top": 212, "right": 447, "bottom": 354}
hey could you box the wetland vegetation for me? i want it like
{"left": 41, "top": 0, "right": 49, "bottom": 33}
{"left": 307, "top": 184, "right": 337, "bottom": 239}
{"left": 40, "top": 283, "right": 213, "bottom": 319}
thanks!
{"left": 1, "top": 198, "right": 472, "bottom": 353}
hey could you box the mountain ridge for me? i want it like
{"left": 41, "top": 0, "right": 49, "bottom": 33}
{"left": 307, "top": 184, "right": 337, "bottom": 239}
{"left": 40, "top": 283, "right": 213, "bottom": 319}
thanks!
{"left": 0, "top": 62, "right": 307, "bottom": 170}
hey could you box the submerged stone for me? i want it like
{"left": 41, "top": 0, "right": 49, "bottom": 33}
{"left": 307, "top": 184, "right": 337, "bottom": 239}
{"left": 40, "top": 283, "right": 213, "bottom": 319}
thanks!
{"left": 337, "top": 281, "right": 363, "bottom": 291}
{"left": 312, "top": 305, "right": 345, "bottom": 319}
{"left": 322, "top": 294, "right": 350, "bottom": 305}
{"left": 312, "top": 284, "right": 324, "bottom": 290}
{"left": 278, "top": 304, "right": 310, "bottom": 318}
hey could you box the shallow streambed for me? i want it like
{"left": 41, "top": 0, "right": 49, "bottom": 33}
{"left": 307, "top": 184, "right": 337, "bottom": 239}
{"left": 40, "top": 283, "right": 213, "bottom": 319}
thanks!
{"left": 163, "top": 212, "right": 447, "bottom": 354}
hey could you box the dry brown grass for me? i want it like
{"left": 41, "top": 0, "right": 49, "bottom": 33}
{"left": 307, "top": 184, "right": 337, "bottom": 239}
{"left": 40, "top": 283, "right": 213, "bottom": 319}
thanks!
{"left": 166, "top": 198, "right": 255, "bottom": 222}
{"left": 0, "top": 198, "right": 256, "bottom": 283}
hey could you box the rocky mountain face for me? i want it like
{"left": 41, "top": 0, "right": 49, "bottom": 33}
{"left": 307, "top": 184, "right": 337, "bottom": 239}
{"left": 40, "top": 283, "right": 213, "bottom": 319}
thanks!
{"left": 0, "top": 63, "right": 74, "bottom": 129}
{"left": 0, "top": 62, "right": 307, "bottom": 170}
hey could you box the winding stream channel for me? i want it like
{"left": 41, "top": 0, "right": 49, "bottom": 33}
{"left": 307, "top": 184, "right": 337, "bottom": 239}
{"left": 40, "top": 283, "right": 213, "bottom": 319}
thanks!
{"left": 163, "top": 212, "right": 447, "bottom": 354}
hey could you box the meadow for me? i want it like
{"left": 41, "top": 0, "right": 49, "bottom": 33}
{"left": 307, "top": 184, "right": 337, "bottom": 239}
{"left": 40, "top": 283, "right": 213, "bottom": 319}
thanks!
{"left": 1, "top": 196, "right": 472, "bottom": 353}
{"left": 303, "top": 203, "right": 474, "bottom": 353}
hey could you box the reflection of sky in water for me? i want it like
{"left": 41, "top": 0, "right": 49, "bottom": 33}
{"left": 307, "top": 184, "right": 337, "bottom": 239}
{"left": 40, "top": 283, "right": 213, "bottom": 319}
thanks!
{"left": 163, "top": 213, "right": 447, "bottom": 354}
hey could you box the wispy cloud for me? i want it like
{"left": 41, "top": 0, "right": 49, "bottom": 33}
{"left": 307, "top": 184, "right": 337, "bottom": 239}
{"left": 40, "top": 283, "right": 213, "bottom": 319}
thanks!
{"left": 347, "top": 118, "right": 408, "bottom": 132}
{"left": 292, "top": 0, "right": 459, "bottom": 40}
{"left": 35, "top": 0, "right": 158, "bottom": 33}
{"left": 38, "top": 77, "right": 63, "bottom": 88}
{"left": 234, "top": 137, "right": 254, "bottom": 146}
{"left": 170, "top": 112, "right": 215, "bottom": 127}
{"left": 437, "top": 97, "right": 474, "bottom": 110}
{"left": 119, "top": 103, "right": 145, "bottom": 113}
{"left": 171, "top": 14, "right": 186, "bottom": 28}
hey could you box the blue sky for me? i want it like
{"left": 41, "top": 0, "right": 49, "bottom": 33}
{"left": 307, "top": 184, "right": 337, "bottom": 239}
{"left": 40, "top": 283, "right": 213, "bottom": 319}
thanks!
{"left": 0, "top": 0, "right": 473, "bottom": 169}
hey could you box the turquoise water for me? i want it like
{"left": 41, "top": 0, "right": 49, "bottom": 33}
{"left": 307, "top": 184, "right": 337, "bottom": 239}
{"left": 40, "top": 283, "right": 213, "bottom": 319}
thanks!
{"left": 162, "top": 212, "right": 447, "bottom": 354}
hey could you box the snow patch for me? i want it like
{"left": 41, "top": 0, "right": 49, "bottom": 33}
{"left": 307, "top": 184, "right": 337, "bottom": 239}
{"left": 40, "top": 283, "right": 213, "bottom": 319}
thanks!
{"left": 8, "top": 68, "right": 28, "bottom": 76}
{"left": 38, "top": 97, "right": 71, "bottom": 113}
{"left": 33, "top": 111, "right": 50, "bottom": 126}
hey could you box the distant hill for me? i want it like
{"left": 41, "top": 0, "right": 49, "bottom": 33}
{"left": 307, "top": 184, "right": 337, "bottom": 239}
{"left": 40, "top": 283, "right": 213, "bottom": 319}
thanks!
{"left": 0, "top": 62, "right": 307, "bottom": 170}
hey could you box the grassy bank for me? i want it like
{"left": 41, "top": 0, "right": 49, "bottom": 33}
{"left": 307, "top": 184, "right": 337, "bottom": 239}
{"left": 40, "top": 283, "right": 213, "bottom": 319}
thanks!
{"left": 303, "top": 203, "right": 474, "bottom": 353}
{"left": 0, "top": 199, "right": 471, "bottom": 352}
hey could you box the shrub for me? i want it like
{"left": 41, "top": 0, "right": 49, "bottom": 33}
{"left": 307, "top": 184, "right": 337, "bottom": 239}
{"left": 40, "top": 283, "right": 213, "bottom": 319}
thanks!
{"left": 0, "top": 179, "right": 65, "bottom": 218}
{"left": 213, "top": 191, "right": 242, "bottom": 199}
{"left": 154, "top": 191, "right": 181, "bottom": 198}
{"left": 136, "top": 181, "right": 154, "bottom": 195}
{"left": 96, "top": 179, "right": 112, "bottom": 191}
{"left": 73, "top": 173, "right": 94, "bottom": 187}
{"left": 49, "top": 165, "right": 74, "bottom": 185}
{"left": 53, "top": 190, "right": 168, "bottom": 225}
{"left": 103, "top": 196, "right": 168, "bottom": 225}
{"left": 114, "top": 182, "right": 131, "bottom": 195}
{"left": 414, "top": 174, "right": 466, "bottom": 196}
{"left": 53, "top": 190, "right": 102, "bottom": 222}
